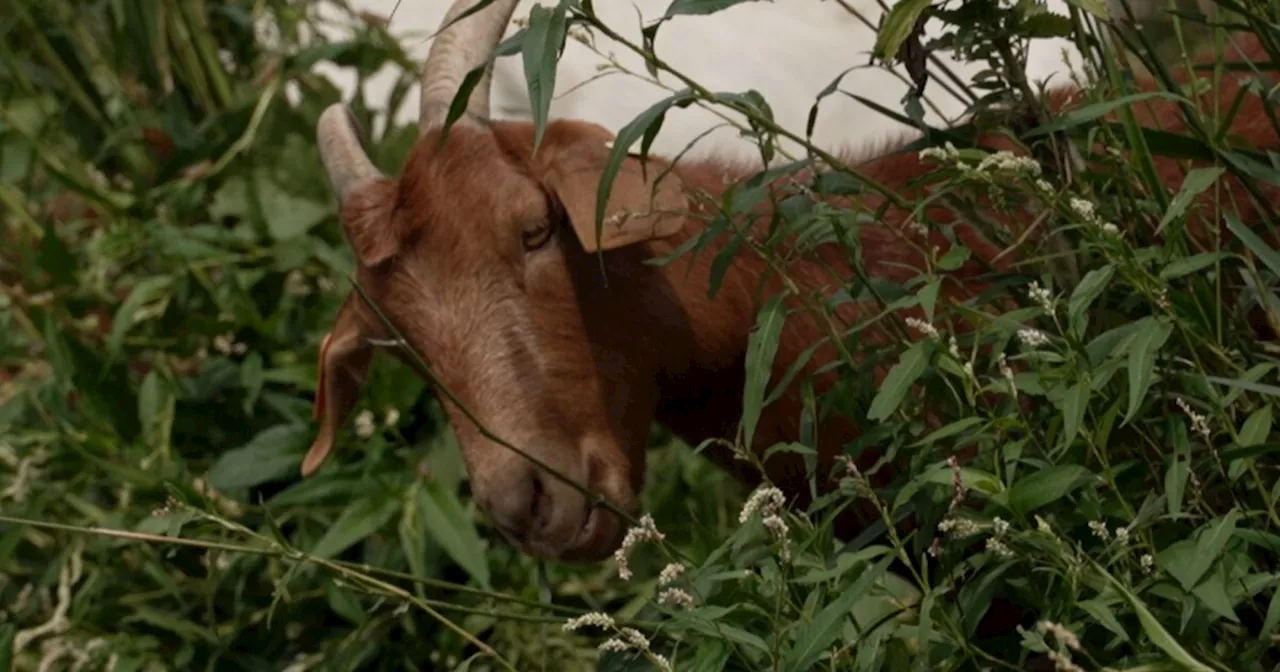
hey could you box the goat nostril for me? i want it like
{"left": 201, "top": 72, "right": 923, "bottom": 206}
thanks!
{"left": 528, "top": 474, "right": 552, "bottom": 531}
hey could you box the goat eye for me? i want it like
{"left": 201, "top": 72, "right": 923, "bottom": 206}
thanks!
{"left": 521, "top": 218, "right": 554, "bottom": 251}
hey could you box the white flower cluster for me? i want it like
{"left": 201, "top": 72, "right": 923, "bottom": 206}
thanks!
{"left": 739, "top": 486, "right": 792, "bottom": 562}
{"left": 353, "top": 407, "right": 400, "bottom": 439}
{"left": 656, "top": 563, "right": 694, "bottom": 609}
{"left": 598, "top": 627, "right": 647, "bottom": 652}
{"left": 998, "top": 352, "right": 1017, "bottom": 395}
{"left": 1037, "top": 620, "right": 1083, "bottom": 651}
{"left": 1017, "top": 328, "right": 1051, "bottom": 348}
{"left": 563, "top": 612, "right": 614, "bottom": 631}
{"left": 975, "top": 150, "right": 1042, "bottom": 177}
{"left": 1027, "top": 281, "right": 1055, "bottom": 313}
{"left": 284, "top": 270, "right": 313, "bottom": 297}
{"left": 354, "top": 410, "right": 375, "bottom": 439}
{"left": 918, "top": 142, "right": 960, "bottom": 163}
{"left": 1036, "top": 620, "right": 1085, "bottom": 671}
{"left": 947, "top": 336, "right": 975, "bottom": 378}
{"left": 1175, "top": 397, "right": 1212, "bottom": 439}
{"left": 1068, "top": 194, "right": 1121, "bottom": 237}
{"left": 836, "top": 455, "right": 874, "bottom": 499}
{"left": 986, "top": 537, "right": 1014, "bottom": 558}
{"left": 596, "top": 628, "right": 672, "bottom": 672}
{"left": 938, "top": 517, "right": 981, "bottom": 538}
{"left": 614, "top": 514, "right": 664, "bottom": 581}
{"left": 738, "top": 486, "right": 785, "bottom": 523}
{"left": 657, "top": 563, "right": 685, "bottom": 586}
{"left": 657, "top": 588, "right": 695, "bottom": 609}
{"left": 977, "top": 517, "right": 1008, "bottom": 558}
{"left": 212, "top": 332, "right": 248, "bottom": 356}
{"left": 763, "top": 514, "right": 792, "bottom": 562}
{"left": 919, "top": 145, "right": 1042, "bottom": 180}
{"left": 905, "top": 316, "right": 940, "bottom": 340}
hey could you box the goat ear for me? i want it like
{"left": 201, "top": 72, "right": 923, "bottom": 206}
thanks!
{"left": 542, "top": 135, "right": 688, "bottom": 253}
{"left": 304, "top": 295, "right": 376, "bottom": 477}
{"left": 340, "top": 180, "right": 402, "bottom": 267}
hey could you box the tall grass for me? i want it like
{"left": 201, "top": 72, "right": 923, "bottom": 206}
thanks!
{"left": 2, "top": 0, "right": 1278, "bottom": 670}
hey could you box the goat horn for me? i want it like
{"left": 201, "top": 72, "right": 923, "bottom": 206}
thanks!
{"left": 317, "top": 104, "right": 384, "bottom": 202}
{"left": 419, "top": 0, "right": 522, "bottom": 134}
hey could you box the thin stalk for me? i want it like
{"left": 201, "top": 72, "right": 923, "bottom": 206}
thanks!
{"left": 572, "top": 7, "right": 913, "bottom": 211}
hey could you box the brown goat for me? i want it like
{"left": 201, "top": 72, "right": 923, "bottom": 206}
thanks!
{"left": 305, "top": 0, "right": 1280, "bottom": 564}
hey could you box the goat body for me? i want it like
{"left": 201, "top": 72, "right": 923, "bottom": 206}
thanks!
{"left": 309, "top": 0, "right": 1278, "bottom": 567}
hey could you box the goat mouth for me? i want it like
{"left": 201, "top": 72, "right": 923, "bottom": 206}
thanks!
{"left": 564, "top": 502, "right": 625, "bottom": 563}
{"left": 573, "top": 505, "right": 603, "bottom": 548}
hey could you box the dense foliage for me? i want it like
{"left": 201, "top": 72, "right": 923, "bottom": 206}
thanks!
{"left": 2, "top": 0, "right": 1278, "bottom": 670}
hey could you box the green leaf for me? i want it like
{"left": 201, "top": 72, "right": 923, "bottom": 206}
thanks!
{"left": 443, "top": 67, "right": 488, "bottom": 136}
{"left": 678, "top": 616, "right": 771, "bottom": 655}
{"left": 687, "top": 638, "right": 731, "bottom": 672}
{"left": 919, "top": 278, "right": 942, "bottom": 323}
{"left": 1160, "top": 251, "right": 1229, "bottom": 280}
{"left": 1123, "top": 317, "right": 1173, "bottom": 425}
{"left": 911, "top": 417, "right": 986, "bottom": 447}
{"left": 1061, "top": 382, "right": 1090, "bottom": 449}
{"left": 310, "top": 494, "right": 402, "bottom": 560}
{"left": 780, "top": 556, "right": 893, "bottom": 672}
{"left": 936, "top": 244, "right": 971, "bottom": 271}
{"left": 1166, "top": 458, "right": 1189, "bottom": 517}
{"left": 1025, "top": 91, "right": 1188, "bottom": 137}
{"left": 1226, "top": 212, "right": 1280, "bottom": 279}
{"left": 123, "top": 606, "right": 220, "bottom": 644}
{"left": 107, "top": 276, "right": 174, "bottom": 359}
{"left": 915, "top": 466, "right": 1004, "bottom": 496}
{"left": 1205, "top": 374, "right": 1280, "bottom": 401}
{"left": 0, "top": 624, "right": 12, "bottom": 672}
{"left": 1064, "top": 0, "right": 1112, "bottom": 19}
{"left": 664, "top": 0, "right": 755, "bottom": 17}
{"left": 741, "top": 294, "right": 788, "bottom": 447}
{"left": 1006, "top": 464, "right": 1095, "bottom": 516}
{"left": 1157, "top": 167, "right": 1224, "bottom": 234}
{"left": 207, "top": 424, "right": 310, "bottom": 491}
{"left": 258, "top": 179, "right": 329, "bottom": 241}
{"left": 872, "top": 0, "right": 933, "bottom": 62}
{"left": 1192, "top": 567, "right": 1241, "bottom": 623}
{"left": 138, "top": 370, "right": 175, "bottom": 453}
{"left": 1239, "top": 405, "right": 1273, "bottom": 447}
{"left": 1067, "top": 264, "right": 1114, "bottom": 334}
{"left": 412, "top": 481, "right": 491, "bottom": 589}
{"left": 213, "top": 174, "right": 328, "bottom": 241}
{"left": 325, "top": 580, "right": 368, "bottom": 625}
{"left": 593, "top": 89, "right": 696, "bottom": 250}
{"left": 868, "top": 340, "right": 929, "bottom": 422}
{"left": 1260, "top": 587, "right": 1280, "bottom": 642}
{"left": 1181, "top": 510, "right": 1242, "bottom": 591}
{"left": 1077, "top": 598, "right": 1130, "bottom": 642}
{"left": 241, "top": 351, "right": 264, "bottom": 415}
{"left": 1104, "top": 569, "right": 1215, "bottom": 672}
{"left": 521, "top": 3, "right": 568, "bottom": 151}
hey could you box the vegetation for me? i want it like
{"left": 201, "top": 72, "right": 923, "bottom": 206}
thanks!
{"left": 2, "top": 0, "right": 1278, "bottom": 670}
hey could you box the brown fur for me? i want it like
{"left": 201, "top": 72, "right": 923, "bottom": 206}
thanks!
{"left": 309, "top": 32, "right": 1280, "bottom": 563}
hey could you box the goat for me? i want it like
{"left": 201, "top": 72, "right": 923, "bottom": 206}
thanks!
{"left": 304, "top": 0, "right": 1279, "bottom": 565}
{"left": 314, "top": 0, "right": 1089, "bottom": 161}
